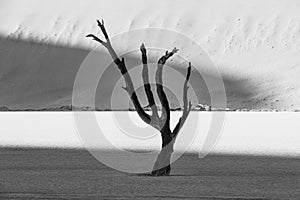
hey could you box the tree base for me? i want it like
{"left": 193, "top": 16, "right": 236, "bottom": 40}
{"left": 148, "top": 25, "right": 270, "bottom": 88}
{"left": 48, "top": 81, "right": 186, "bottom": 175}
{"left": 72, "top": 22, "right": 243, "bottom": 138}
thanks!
{"left": 151, "top": 164, "right": 171, "bottom": 176}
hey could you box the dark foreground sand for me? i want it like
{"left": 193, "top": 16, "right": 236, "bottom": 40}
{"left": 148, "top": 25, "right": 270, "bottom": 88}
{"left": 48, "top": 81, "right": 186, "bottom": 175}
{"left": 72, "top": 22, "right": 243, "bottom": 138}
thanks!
{"left": 0, "top": 148, "right": 299, "bottom": 200}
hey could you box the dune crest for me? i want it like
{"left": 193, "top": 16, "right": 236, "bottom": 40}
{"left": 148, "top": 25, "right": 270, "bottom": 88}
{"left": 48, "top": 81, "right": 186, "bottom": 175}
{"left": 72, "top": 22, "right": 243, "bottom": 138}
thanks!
{"left": 0, "top": 0, "right": 299, "bottom": 110}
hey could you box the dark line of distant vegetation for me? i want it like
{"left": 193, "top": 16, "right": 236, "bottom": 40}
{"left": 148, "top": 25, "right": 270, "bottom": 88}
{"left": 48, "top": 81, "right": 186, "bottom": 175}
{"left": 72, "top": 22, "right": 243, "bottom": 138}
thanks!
{"left": 0, "top": 105, "right": 298, "bottom": 112}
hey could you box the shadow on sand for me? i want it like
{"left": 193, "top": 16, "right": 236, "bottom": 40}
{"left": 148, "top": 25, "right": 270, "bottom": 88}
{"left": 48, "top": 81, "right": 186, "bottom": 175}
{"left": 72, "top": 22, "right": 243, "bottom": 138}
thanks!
{"left": 0, "top": 148, "right": 298, "bottom": 199}
{"left": 0, "top": 35, "right": 259, "bottom": 110}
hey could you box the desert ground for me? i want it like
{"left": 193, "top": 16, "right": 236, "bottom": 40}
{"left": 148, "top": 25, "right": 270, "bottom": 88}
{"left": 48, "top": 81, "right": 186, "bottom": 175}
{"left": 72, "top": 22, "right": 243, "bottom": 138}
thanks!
{"left": 0, "top": 148, "right": 299, "bottom": 200}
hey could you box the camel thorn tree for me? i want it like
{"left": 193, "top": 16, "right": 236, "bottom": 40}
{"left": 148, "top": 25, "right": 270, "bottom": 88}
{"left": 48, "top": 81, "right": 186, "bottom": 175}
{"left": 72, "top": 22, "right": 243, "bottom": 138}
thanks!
{"left": 87, "top": 19, "right": 192, "bottom": 176}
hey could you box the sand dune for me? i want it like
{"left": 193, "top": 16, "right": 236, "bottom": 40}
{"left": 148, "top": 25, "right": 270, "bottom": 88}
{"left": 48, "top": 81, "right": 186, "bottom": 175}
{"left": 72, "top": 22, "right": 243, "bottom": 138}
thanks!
{"left": 0, "top": 0, "right": 299, "bottom": 110}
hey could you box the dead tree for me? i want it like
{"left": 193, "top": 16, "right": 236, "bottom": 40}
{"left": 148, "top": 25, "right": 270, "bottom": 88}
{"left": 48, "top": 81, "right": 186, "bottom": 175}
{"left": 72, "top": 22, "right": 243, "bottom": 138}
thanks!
{"left": 87, "top": 20, "right": 192, "bottom": 176}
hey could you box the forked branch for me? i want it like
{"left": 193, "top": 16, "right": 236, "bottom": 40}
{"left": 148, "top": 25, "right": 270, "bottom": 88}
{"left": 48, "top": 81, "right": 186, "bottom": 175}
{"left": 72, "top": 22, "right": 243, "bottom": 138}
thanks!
{"left": 87, "top": 20, "right": 192, "bottom": 135}
{"left": 173, "top": 62, "right": 192, "bottom": 137}
{"left": 140, "top": 44, "right": 159, "bottom": 119}
{"left": 156, "top": 48, "right": 179, "bottom": 128}
{"left": 87, "top": 20, "right": 151, "bottom": 124}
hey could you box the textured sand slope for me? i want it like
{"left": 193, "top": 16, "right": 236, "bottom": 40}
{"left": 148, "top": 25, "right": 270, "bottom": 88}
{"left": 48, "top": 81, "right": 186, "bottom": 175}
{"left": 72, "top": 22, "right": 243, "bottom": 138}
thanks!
{"left": 0, "top": 0, "right": 299, "bottom": 110}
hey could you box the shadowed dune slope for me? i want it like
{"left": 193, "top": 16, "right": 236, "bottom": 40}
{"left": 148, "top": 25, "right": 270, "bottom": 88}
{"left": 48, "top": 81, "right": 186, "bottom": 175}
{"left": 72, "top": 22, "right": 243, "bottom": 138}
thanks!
{"left": 0, "top": 36, "right": 261, "bottom": 110}
{"left": 0, "top": 0, "right": 300, "bottom": 110}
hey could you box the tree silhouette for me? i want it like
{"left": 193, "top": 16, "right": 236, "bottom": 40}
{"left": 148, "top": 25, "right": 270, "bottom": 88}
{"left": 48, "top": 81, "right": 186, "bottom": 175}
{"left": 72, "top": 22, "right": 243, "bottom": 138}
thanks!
{"left": 87, "top": 20, "right": 192, "bottom": 176}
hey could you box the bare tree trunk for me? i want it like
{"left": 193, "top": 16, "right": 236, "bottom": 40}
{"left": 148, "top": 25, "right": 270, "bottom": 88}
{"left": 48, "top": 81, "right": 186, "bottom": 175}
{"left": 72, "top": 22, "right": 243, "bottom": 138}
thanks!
{"left": 87, "top": 20, "right": 192, "bottom": 176}
{"left": 151, "top": 63, "right": 191, "bottom": 176}
{"left": 151, "top": 127, "right": 175, "bottom": 176}
{"left": 150, "top": 48, "right": 180, "bottom": 176}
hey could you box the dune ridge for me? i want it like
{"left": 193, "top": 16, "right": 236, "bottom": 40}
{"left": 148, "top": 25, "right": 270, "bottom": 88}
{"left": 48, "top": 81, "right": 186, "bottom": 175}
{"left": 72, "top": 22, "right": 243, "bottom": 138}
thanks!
{"left": 0, "top": 0, "right": 299, "bottom": 110}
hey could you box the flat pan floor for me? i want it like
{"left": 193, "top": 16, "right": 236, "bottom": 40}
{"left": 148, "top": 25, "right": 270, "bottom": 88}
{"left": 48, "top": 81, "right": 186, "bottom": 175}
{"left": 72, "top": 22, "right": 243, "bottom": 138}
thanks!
{"left": 0, "top": 148, "right": 299, "bottom": 199}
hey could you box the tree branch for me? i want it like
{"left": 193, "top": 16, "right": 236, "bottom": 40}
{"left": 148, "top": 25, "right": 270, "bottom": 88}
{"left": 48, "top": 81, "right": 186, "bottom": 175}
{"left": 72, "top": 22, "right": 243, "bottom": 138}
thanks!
{"left": 173, "top": 62, "right": 192, "bottom": 137}
{"left": 156, "top": 48, "right": 179, "bottom": 128}
{"left": 140, "top": 43, "right": 159, "bottom": 119}
{"left": 87, "top": 20, "right": 151, "bottom": 124}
